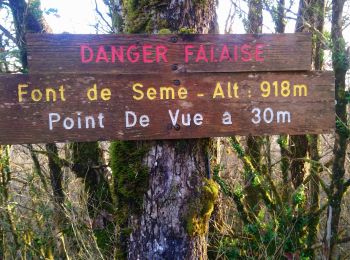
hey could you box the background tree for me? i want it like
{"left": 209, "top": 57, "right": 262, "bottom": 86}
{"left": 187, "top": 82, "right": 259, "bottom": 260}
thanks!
{"left": 324, "top": 0, "right": 349, "bottom": 257}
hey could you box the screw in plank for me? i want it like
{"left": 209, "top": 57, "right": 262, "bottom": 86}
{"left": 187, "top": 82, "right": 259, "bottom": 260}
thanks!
{"left": 174, "top": 124, "right": 181, "bottom": 131}
{"left": 170, "top": 36, "right": 178, "bottom": 43}
{"left": 173, "top": 79, "right": 181, "bottom": 86}
{"left": 171, "top": 64, "right": 178, "bottom": 71}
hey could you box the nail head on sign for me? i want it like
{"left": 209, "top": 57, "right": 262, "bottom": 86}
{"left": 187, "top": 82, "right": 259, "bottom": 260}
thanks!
{"left": 173, "top": 79, "right": 181, "bottom": 86}
{"left": 170, "top": 36, "right": 178, "bottom": 43}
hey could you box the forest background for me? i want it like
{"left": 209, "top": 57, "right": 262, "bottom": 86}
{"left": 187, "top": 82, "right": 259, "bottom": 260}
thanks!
{"left": 0, "top": 0, "right": 350, "bottom": 259}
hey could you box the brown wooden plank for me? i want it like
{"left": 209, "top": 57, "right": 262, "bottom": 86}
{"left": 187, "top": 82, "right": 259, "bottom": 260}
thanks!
{"left": 26, "top": 33, "right": 312, "bottom": 74}
{"left": 0, "top": 71, "right": 334, "bottom": 144}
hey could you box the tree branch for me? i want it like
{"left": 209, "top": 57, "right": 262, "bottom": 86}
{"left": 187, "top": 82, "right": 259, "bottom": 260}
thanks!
{"left": 0, "top": 24, "right": 17, "bottom": 44}
{"left": 337, "top": 236, "right": 350, "bottom": 244}
{"left": 94, "top": 0, "right": 113, "bottom": 33}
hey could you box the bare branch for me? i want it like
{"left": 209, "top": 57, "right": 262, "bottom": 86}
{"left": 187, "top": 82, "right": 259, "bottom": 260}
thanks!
{"left": 94, "top": 0, "right": 114, "bottom": 33}
{"left": 224, "top": 4, "right": 236, "bottom": 34}
{"left": 0, "top": 24, "right": 17, "bottom": 44}
{"left": 337, "top": 236, "right": 350, "bottom": 244}
{"left": 0, "top": 0, "right": 10, "bottom": 7}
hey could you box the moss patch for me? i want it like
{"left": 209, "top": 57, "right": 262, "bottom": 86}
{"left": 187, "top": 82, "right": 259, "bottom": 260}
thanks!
{"left": 158, "top": 28, "right": 172, "bottom": 34}
{"left": 123, "top": 0, "right": 165, "bottom": 33}
{"left": 178, "top": 27, "right": 197, "bottom": 34}
{"left": 109, "top": 141, "right": 149, "bottom": 258}
{"left": 186, "top": 178, "right": 219, "bottom": 236}
{"left": 110, "top": 141, "right": 149, "bottom": 220}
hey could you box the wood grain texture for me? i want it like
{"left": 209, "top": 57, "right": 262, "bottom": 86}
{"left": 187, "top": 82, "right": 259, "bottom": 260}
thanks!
{"left": 0, "top": 71, "right": 334, "bottom": 144}
{"left": 26, "top": 33, "right": 312, "bottom": 74}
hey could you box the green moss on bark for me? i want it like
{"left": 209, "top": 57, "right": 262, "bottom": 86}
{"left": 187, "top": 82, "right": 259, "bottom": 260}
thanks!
{"left": 110, "top": 141, "right": 149, "bottom": 220}
{"left": 123, "top": 0, "right": 164, "bottom": 33}
{"left": 109, "top": 141, "right": 149, "bottom": 258}
{"left": 186, "top": 178, "right": 219, "bottom": 236}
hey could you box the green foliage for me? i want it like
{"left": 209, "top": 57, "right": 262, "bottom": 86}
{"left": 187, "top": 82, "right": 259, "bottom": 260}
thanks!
{"left": 216, "top": 237, "right": 240, "bottom": 259}
{"left": 292, "top": 185, "right": 306, "bottom": 206}
{"left": 93, "top": 223, "right": 115, "bottom": 253}
{"left": 332, "top": 38, "right": 349, "bottom": 71}
{"left": 28, "top": 0, "right": 44, "bottom": 20}
{"left": 277, "top": 136, "right": 287, "bottom": 147}
{"left": 229, "top": 137, "right": 245, "bottom": 158}
{"left": 345, "top": 90, "right": 350, "bottom": 103}
{"left": 234, "top": 185, "right": 244, "bottom": 199}
{"left": 336, "top": 119, "right": 349, "bottom": 138}
{"left": 122, "top": 0, "right": 158, "bottom": 33}
{"left": 213, "top": 164, "right": 234, "bottom": 197}
{"left": 43, "top": 7, "right": 58, "bottom": 16}
{"left": 277, "top": 135, "right": 289, "bottom": 176}
{"left": 0, "top": 146, "right": 10, "bottom": 175}
{"left": 211, "top": 154, "right": 313, "bottom": 259}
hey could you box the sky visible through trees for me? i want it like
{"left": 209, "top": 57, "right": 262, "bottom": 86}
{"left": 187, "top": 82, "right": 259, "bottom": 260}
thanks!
{"left": 39, "top": 0, "right": 293, "bottom": 34}
{"left": 37, "top": 0, "right": 350, "bottom": 44}
{"left": 1, "top": 0, "right": 348, "bottom": 41}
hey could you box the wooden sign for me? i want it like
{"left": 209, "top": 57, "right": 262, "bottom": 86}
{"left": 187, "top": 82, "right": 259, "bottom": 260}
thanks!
{"left": 0, "top": 71, "right": 334, "bottom": 144}
{"left": 26, "top": 33, "right": 312, "bottom": 74}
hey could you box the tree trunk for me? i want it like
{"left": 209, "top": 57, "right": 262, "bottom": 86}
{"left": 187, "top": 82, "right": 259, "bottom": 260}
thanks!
{"left": 294, "top": 0, "right": 326, "bottom": 256}
{"left": 306, "top": 0, "right": 324, "bottom": 256}
{"left": 247, "top": 0, "right": 263, "bottom": 33}
{"left": 275, "top": 0, "right": 285, "bottom": 33}
{"left": 8, "top": 0, "right": 51, "bottom": 71}
{"left": 127, "top": 140, "right": 216, "bottom": 259}
{"left": 46, "top": 143, "right": 64, "bottom": 205}
{"left": 70, "top": 142, "right": 113, "bottom": 216}
{"left": 109, "top": 1, "right": 218, "bottom": 258}
{"left": 291, "top": 0, "right": 327, "bottom": 190}
{"left": 323, "top": 0, "right": 348, "bottom": 258}
{"left": 245, "top": 0, "right": 263, "bottom": 215}
{"left": 291, "top": 0, "right": 316, "bottom": 190}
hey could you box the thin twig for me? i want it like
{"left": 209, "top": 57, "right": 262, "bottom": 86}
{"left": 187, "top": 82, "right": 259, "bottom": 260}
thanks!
{"left": 94, "top": 0, "right": 113, "bottom": 33}
{"left": 0, "top": 24, "right": 17, "bottom": 44}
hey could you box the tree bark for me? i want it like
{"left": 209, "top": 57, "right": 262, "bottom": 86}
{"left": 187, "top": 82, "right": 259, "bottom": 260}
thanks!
{"left": 46, "top": 143, "right": 64, "bottom": 205}
{"left": 276, "top": 0, "right": 285, "bottom": 33}
{"left": 291, "top": 0, "right": 326, "bottom": 190}
{"left": 247, "top": 0, "right": 263, "bottom": 33}
{"left": 70, "top": 142, "right": 112, "bottom": 216}
{"left": 245, "top": 0, "right": 263, "bottom": 215}
{"left": 323, "top": 0, "right": 348, "bottom": 258}
{"left": 109, "top": 1, "right": 218, "bottom": 258}
{"left": 128, "top": 140, "right": 213, "bottom": 259}
{"left": 306, "top": 0, "right": 324, "bottom": 256}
